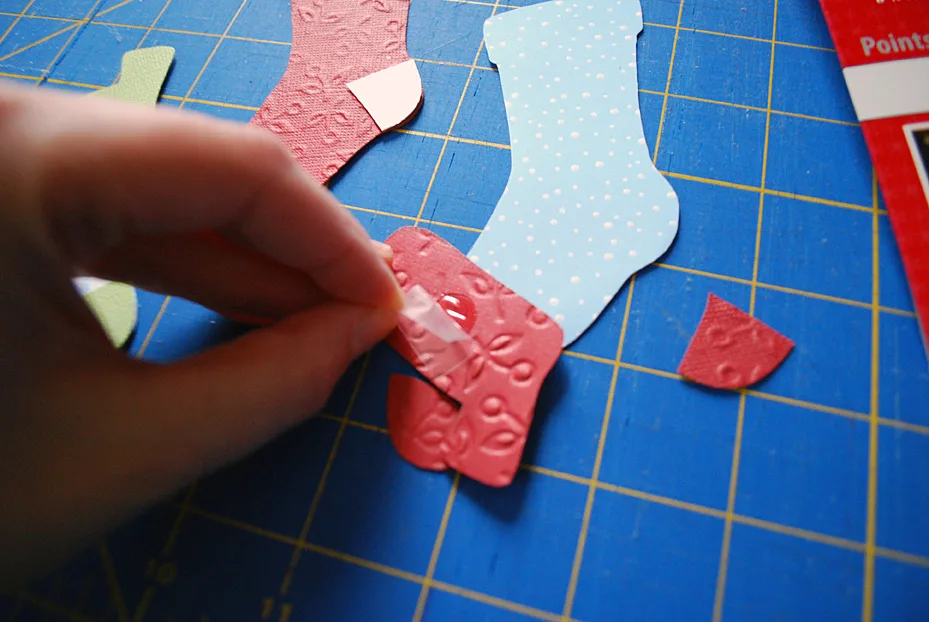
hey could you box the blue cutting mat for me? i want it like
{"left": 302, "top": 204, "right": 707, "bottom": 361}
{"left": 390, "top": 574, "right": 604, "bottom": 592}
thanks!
{"left": 2, "top": 0, "right": 929, "bottom": 619}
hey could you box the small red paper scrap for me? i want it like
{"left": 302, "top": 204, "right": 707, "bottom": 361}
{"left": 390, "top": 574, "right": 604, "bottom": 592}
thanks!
{"left": 385, "top": 227, "right": 563, "bottom": 487}
{"left": 678, "top": 294, "right": 794, "bottom": 390}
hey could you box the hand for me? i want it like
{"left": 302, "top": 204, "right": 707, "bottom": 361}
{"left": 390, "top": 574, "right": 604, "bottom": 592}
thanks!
{"left": 0, "top": 83, "right": 402, "bottom": 586}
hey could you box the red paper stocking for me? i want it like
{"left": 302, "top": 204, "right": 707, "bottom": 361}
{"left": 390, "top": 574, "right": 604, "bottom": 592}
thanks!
{"left": 251, "top": 0, "right": 423, "bottom": 183}
{"left": 384, "top": 227, "right": 564, "bottom": 487}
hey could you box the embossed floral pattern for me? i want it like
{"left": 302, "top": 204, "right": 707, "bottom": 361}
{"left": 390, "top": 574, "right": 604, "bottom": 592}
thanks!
{"left": 385, "top": 228, "right": 563, "bottom": 487}
{"left": 250, "top": 0, "right": 415, "bottom": 184}
{"left": 678, "top": 294, "right": 794, "bottom": 390}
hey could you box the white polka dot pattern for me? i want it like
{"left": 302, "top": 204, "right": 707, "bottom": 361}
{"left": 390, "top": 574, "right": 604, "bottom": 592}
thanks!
{"left": 469, "top": 0, "right": 680, "bottom": 346}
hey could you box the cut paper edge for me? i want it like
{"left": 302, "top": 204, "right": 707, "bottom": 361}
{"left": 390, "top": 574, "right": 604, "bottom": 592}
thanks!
{"left": 347, "top": 59, "right": 423, "bottom": 131}
{"left": 387, "top": 374, "right": 461, "bottom": 472}
{"left": 384, "top": 227, "right": 563, "bottom": 488}
{"left": 81, "top": 280, "right": 138, "bottom": 348}
{"left": 678, "top": 293, "right": 794, "bottom": 390}
{"left": 89, "top": 46, "right": 175, "bottom": 106}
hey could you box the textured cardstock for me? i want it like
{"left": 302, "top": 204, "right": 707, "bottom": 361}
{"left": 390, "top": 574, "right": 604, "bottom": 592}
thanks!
{"left": 72, "top": 48, "right": 175, "bottom": 348}
{"left": 250, "top": 0, "right": 423, "bottom": 184}
{"left": 387, "top": 374, "right": 464, "bottom": 472}
{"left": 468, "top": 0, "right": 679, "bottom": 346}
{"left": 385, "top": 227, "right": 563, "bottom": 487}
{"left": 678, "top": 294, "right": 794, "bottom": 390}
{"left": 88, "top": 46, "right": 175, "bottom": 106}
{"left": 75, "top": 278, "right": 139, "bottom": 348}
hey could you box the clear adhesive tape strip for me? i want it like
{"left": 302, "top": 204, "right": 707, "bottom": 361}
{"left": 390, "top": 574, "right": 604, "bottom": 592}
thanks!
{"left": 398, "top": 285, "right": 474, "bottom": 377}
{"left": 400, "top": 285, "right": 472, "bottom": 343}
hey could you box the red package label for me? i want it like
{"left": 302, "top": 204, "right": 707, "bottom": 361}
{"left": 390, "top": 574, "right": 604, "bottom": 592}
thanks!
{"left": 819, "top": 0, "right": 929, "bottom": 354}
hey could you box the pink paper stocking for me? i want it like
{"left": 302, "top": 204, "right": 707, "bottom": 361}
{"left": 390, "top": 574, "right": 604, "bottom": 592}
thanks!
{"left": 384, "top": 227, "right": 564, "bottom": 487}
{"left": 251, "top": 0, "right": 423, "bottom": 183}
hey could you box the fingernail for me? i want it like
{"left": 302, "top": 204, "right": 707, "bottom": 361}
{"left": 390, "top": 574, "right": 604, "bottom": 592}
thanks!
{"left": 353, "top": 307, "right": 398, "bottom": 355}
{"left": 369, "top": 241, "right": 404, "bottom": 310}
{"left": 387, "top": 277, "right": 406, "bottom": 311}
{"left": 371, "top": 240, "right": 394, "bottom": 263}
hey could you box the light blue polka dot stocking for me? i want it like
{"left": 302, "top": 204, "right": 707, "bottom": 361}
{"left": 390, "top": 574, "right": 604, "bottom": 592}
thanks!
{"left": 469, "top": 0, "right": 680, "bottom": 346}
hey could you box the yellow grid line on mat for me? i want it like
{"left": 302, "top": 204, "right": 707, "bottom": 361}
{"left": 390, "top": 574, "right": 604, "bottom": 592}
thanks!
{"left": 413, "top": 472, "right": 460, "bottom": 621}
{"left": 98, "top": 541, "right": 130, "bottom": 622}
{"left": 409, "top": 1, "right": 505, "bottom": 613}
{"left": 637, "top": 88, "right": 859, "bottom": 128}
{"left": 863, "top": 171, "right": 882, "bottom": 622}
{"left": 320, "top": 347, "right": 929, "bottom": 440}
{"left": 122, "top": 0, "right": 174, "bottom": 51}
{"left": 444, "top": 0, "right": 835, "bottom": 49}
{"left": 7, "top": 1, "right": 921, "bottom": 618}
{"left": 0, "top": 7, "right": 840, "bottom": 56}
{"left": 562, "top": 0, "right": 684, "bottom": 616}
{"left": 93, "top": 2, "right": 177, "bottom": 614}
{"left": 712, "top": 3, "right": 777, "bottom": 619}
{"left": 21, "top": 53, "right": 915, "bottom": 435}
{"left": 39, "top": 78, "right": 884, "bottom": 277}
{"left": 0, "top": 12, "right": 859, "bottom": 130}
{"left": 618, "top": 358, "right": 929, "bottom": 437}
{"left": 562, "top": 281, "right": 637, "bottom": 620}
{"left": 8, "top": 67, "right": 923, "bottom": 433}
{"left": 319, "top": 411, "right": 928, "bottom": 565}
{"left": 275, "top": 353, "right": 374, "bottom": 601}
{"left": 649, "top": 1, "right": 685, "bottom": 166}
{"left": 4, "top": 68, "right": 882, "bottom": 215}
{"left": 29, "top": 0, "right": 107, "bottom": 85}
{"left": 3, "top": 20, "right": 139, "bottom": 617}
{"left": 0, "top": 69, "right": 910, "bottom": 221}
{"left": 121, "top": 3, "right": 252, "bottom": 621}
{"left": 171, "top": 0, "right": 247, "bottom": 113}
{"left": 395, "top": 127, "right": 512, "bottom": 150}
{"left": 0, "top": 16, "right": 78, "bottom": 63}
{"left": 343, "top": 205, "right": 913, "bottom": 329}
{"left": 0, "top": 0, "right": 37, "bottom": 49}
{"left": 176, "top": 504, "right": 568, "bottom": 621}
{"left": 410, "top": 5, "right": 499, "bottom": 227}
{"left": 0, "top": 0, "right": 134, "bottom": 64}
{"left": 130, "top": 484, "right": 196, "bottom": 622}
{"left": 692, "top": 27, "right": 833, "bottom": 52}
{"left": 175, "top": 415, "right": 929, "bottom": 617}
{"left": 10, "top": 592, "right": 97, "bottom": 622}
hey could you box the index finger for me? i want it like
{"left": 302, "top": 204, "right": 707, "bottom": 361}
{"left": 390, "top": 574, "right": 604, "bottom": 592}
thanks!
{"left": 6, "top": 84, "right": 403, "bottom": 311}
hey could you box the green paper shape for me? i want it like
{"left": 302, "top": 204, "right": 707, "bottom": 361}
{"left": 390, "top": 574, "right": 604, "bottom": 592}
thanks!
{"left": 82, "top": 281, "right": 139, "bottom": 348}
{"left": 73, "top": 47, "right": 174, "bottom": 348}
{"left": 88, "top": 46, "right": 175, "bottom": 106}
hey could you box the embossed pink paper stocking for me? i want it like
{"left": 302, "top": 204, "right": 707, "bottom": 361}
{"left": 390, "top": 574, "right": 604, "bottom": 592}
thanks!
{"left": 384, "top": 227, "right": 563, "bottom": 487}
{"left": 250, "top": 0, "right": 423, "bottom": 183}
